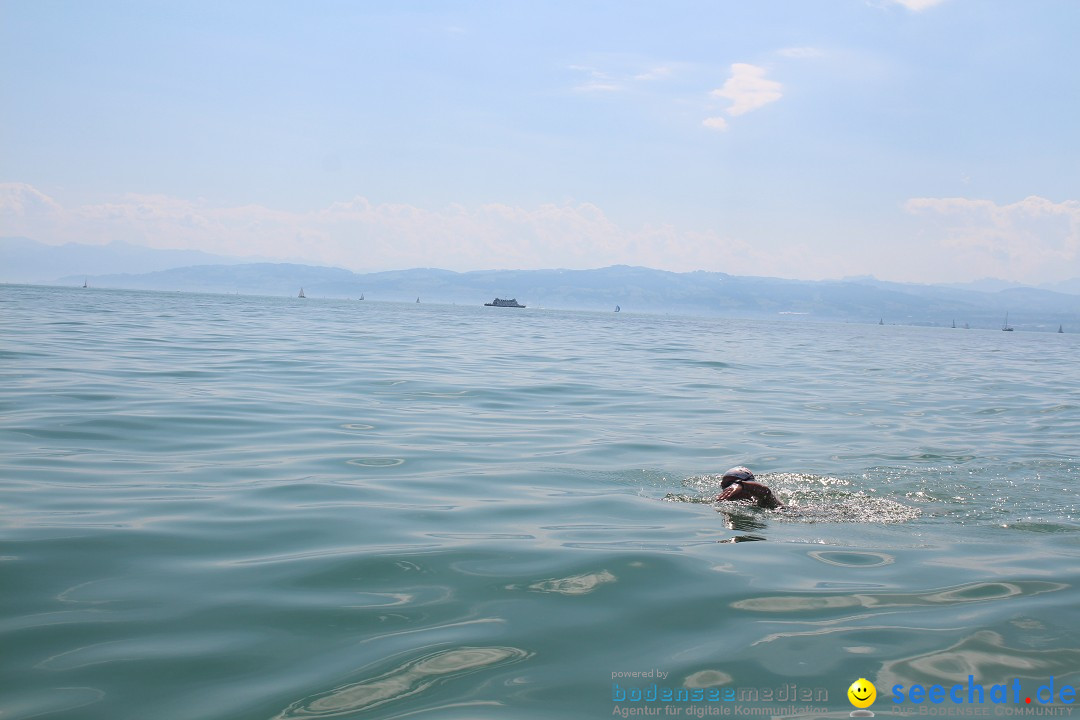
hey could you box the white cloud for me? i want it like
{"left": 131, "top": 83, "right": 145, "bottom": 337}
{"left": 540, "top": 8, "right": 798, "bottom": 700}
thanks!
{"left": 569, "top": 61, "right": 679, "bottom": 93}
{"left": 21, "top": 183, "right": 1076, "bottom": 283}
{"left": 0, "top": 182, "right": 772, "bottom": 274}
{"left": 1, "top": 182, "right": 70, "bottom": 242}
{"left": 633, "top": 66, "right": 672, "bottom": 82}
{"left": 702, "top": 116, "right": 729, "bottom": 132}
{"left": 569, "top": 65, "right": 624, "bottom": 93}
{"left": 888, "top": 0, "right": 948, "bottom": 10}
{"left": 0, "top": 182, "right": 65, "bottom": 220}
{"left": 574, "top": 81, "right": 622, "bottom": 93}
{"left": 905, "top": 195, "right": 1080, "bottom": 282}
{"left": 709, "top": 63, "right": 783, "bottom": 117}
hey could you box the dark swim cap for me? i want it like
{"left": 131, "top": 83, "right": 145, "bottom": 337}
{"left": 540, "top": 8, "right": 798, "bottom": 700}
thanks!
{"left": 720, "top": 466, "right": 755, "bottom": 488}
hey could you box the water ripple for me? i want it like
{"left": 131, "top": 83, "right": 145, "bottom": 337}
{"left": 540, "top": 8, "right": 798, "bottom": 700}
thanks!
{"left": 732, "top": 580, "right": 1067, "bottom": 613}
{"left": 513, "top": 569, "right": 617, "bottom": 595}
{"left": 273, "top": 646, "right": 530, "bottom": 718}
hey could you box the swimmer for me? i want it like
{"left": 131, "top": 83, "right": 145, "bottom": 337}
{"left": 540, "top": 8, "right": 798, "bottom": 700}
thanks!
{"left": 715, "top": 467, "right": 783, "bottom": 509}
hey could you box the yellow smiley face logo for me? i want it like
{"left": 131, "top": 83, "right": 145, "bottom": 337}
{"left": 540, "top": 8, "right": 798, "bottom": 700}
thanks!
{"left": 848, "top": 678, "right": 876, "bottom": 708}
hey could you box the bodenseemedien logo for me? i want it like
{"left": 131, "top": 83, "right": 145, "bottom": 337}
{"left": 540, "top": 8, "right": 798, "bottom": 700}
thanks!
{"left": 847, "top": 678, "right": 876, "bottom": 717}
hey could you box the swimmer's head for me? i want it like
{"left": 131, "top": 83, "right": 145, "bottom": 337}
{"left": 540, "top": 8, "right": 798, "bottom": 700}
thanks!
{"left": 720, "top": 466, "right": 755, "bottom": 488}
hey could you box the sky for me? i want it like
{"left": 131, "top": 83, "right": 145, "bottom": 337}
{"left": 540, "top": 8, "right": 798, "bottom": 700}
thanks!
{"left": 1, "top": 0, "right": 1078, "bottom": 283}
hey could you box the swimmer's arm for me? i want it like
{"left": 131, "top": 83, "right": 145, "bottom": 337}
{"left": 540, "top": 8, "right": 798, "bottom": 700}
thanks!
{"left": 716, "top": 483, "right": 746, "bottom": 502}
{"left": 716, "top": 481, "right": 783, "bottom": 509}
{"left": 743, "top": 481, "right": 783, "bottom": 509}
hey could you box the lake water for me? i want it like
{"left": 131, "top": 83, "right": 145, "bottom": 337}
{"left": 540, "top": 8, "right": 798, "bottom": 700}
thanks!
{"left": 2, "top": 284, "right": 1079, "bottom": 719}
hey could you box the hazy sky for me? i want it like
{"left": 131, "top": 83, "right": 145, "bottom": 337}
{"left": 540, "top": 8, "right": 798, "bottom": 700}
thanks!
{"left": 2, "top": 0, "right": 1078, "bottom": 283}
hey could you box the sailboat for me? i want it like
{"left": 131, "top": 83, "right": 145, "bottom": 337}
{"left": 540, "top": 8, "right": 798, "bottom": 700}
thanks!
{"left": 416, "top": 297, "right": 420, "bottom": 303}
{"left": 1002, "top": 312, "right": 1013, "bottom": 331}
{"left": 360, "top": 293, "right": 364, "bottom": 300}
{"left": 1059, "top": 325, "right": 1065, "bottom": 333}
{"left": 879, "top": 318, "right": 884, "bottom": 325}
{"left": 951, "top": 319, "right": 956, "bottom": 328}
{"left": 298, "top": 288, "right": 306, "bottom": 299}
{"left": 615, "top": 305, "right": 621, "bottom": 313}
{"left": 82, "top": 277, "right": 88, "bottom": 289}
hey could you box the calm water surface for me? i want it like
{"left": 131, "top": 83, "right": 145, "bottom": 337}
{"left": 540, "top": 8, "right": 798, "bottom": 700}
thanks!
{"left": 2, "top": 285, "right": 1079, "bottom": 719}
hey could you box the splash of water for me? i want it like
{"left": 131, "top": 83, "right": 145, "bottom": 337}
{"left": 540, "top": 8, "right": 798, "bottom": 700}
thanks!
{"left": 666, "top": 472, "right": 920, "bottom": 524}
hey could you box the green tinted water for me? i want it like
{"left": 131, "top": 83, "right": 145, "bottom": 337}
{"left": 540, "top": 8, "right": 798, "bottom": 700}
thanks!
{"left": 2, "top": 285, "right": 1078, "bottom": 719}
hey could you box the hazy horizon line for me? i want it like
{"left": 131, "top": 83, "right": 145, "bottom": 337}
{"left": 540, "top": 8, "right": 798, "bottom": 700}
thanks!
{"left": 4, "top": 235, "right": 1077, "bottom": 291}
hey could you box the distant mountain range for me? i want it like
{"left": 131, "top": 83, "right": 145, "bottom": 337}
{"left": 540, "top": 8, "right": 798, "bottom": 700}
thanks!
{"left": 0, "top": 236, "right": 268, "bottom": 281}
{"left": 4, "top": 237, "right": 1079, "bottom": 332}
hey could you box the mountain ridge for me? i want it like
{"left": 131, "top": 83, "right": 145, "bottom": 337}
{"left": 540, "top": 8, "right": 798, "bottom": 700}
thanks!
{"left": 5, "top": 237, "right": 1079, "bottom": 331}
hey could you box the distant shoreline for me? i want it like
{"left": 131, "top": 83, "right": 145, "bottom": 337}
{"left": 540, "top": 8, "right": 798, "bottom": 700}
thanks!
{"left": 5, "top": 282, "right": 1076, "bottom": 333}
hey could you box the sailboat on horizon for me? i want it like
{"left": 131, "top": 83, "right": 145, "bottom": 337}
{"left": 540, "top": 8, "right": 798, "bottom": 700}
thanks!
{"left": 360, "top": 293, "right": 364, "bottom": 300}
{"left": 82, "top": 277, "right": 88, "bottom": 289}
{"left": 298, "top": 288, "right": 306, "bottom": 299}
{"left": 1002, "top": 312, "right": 1013, "bottom": 331}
